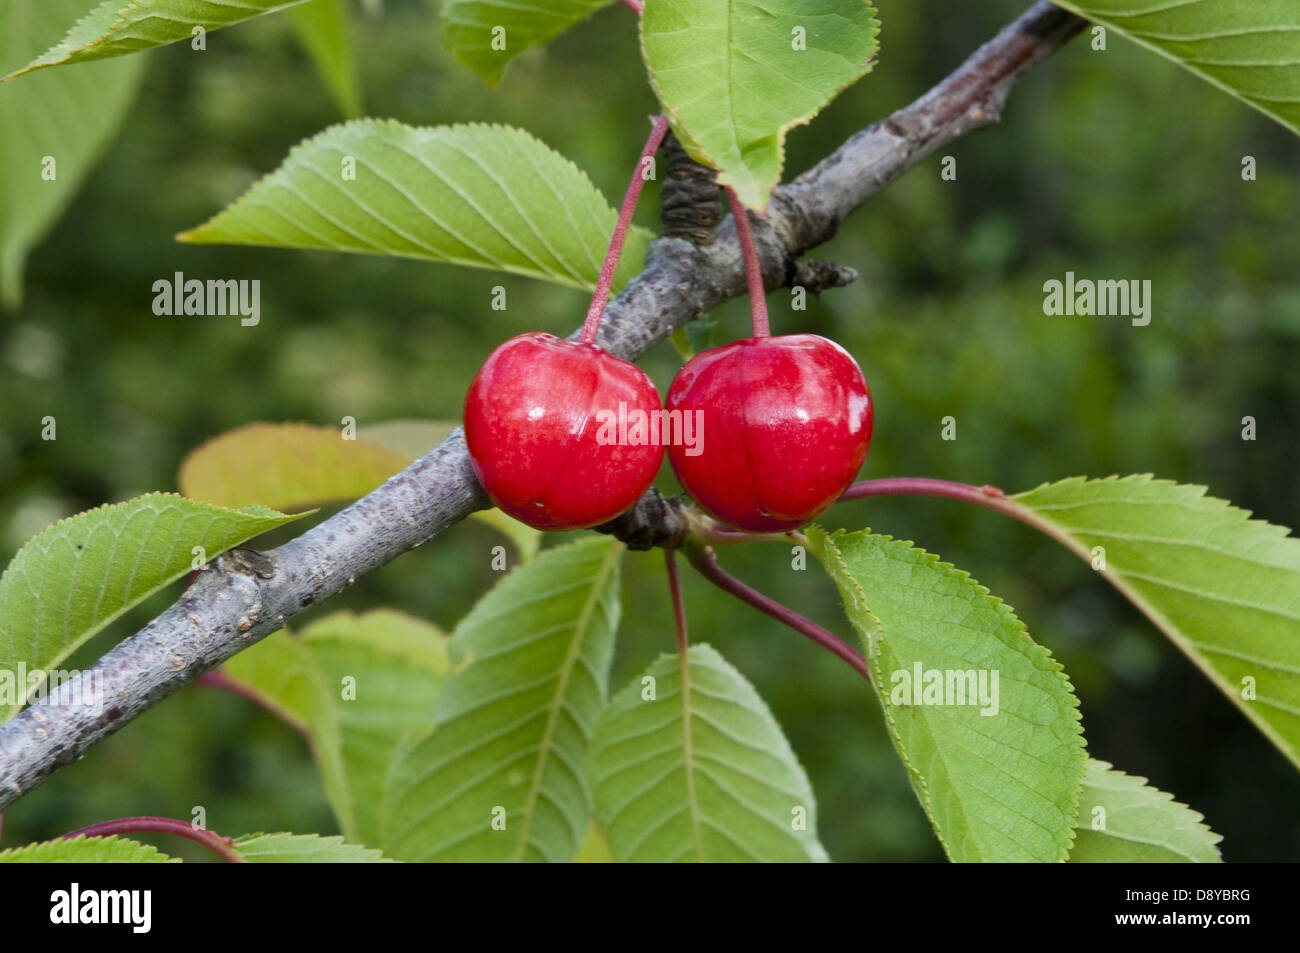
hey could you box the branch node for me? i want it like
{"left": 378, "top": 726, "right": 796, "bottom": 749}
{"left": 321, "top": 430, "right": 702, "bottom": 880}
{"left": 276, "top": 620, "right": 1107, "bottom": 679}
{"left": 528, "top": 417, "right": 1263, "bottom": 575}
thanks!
{"left": 594, "top": 488, "right": 690, "bottom": 550}
{"left": 216, "top": 547, "right": 276, "bottom": 580}
{"left": 788, "top": 259, "right": 859, "bottom": 293}
{"left": 660, "top": 131, "right": 721, "bottom": 244}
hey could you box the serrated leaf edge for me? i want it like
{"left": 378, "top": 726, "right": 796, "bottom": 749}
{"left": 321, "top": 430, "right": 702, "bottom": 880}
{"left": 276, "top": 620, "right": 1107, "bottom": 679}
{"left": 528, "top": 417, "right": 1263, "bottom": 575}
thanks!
{"left": 1013, "top": 473, "right": 1297, "bottom": 539}
{"left": 231, "top": 830, "right": 395, "bottom": 861}
{"left": 1075, "top": 758, "right": 1223, "bottom": 862}
{"left": 440, "top": 0, "right": 615, "bottom": 88}
{"left": 7, "top": 0, "right": 314, "bottom": 79}
{"left": 0, "top": 491, "right": 300, "bottom": 589}
{"left": 639, "top": 3, "right": 881, "bottom": 211}
{"left": 0, "top": 833, "right": 181, "bottom": 862}
{"left": 1011, "top": 474, "right": 1300, "bottom": 769}
{"left": 174, "top": 119, "right": 649, "bottom": 290}
{"left": 809, "top": 525, "right": 1086, "bottom": 862}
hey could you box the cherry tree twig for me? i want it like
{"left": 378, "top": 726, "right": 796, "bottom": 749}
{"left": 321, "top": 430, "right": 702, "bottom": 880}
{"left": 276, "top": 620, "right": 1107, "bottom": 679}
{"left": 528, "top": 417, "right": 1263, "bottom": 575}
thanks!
{"left": 665, "top": 551, "right": 689, "bottom": 656}
{"left": 686, "top": 547, "right": 870, "bottom": 680}
{"left": 62, "top": 816, "right": 244, "bottom": 863}
{"left": 0, "top": 2, "right": 1085, "bottom": 811}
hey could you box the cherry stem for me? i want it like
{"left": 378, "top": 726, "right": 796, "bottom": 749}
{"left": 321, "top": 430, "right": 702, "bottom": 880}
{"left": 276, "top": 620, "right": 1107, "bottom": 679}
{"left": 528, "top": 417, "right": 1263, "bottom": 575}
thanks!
{"left": 620, "top": 0, "right": 644, "bottom": 14}
{"left": 62, "top": 816, "right": 245, "bottom": 863}
{"left": 685, "top": 547, "right": 869, "bottom": 681}
{"left": 841, "top": 477, "right": 1009, "bottom": 506}
{"left": 691, "top": 523, "right": 790, "bottom": 547}
{"left": 726, "top": 187, "right": 771, "bottom": 338}
{"left": 839, "top": 477, "right": 1088, "bottom": 561}
{"left": 579, "top": 114, "right": 672, "bottom": 345}
{"left": 665, "top": 550, "right": 689, "bottom": 655}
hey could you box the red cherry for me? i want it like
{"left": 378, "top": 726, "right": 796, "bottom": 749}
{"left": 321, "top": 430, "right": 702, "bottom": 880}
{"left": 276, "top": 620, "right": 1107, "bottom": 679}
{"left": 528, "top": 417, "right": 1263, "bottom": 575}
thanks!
{"left": 665, "top": 334, "right": 872, "bottom": 532}
{"left": 464, "top": 332, "right": 665, "bottom": 530}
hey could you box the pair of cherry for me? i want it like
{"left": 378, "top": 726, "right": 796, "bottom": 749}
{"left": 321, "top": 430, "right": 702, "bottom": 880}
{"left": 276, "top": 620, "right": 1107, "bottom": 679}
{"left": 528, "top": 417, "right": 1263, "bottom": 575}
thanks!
{"left": 464, "top": 329, "right": 873, "bottom": 534}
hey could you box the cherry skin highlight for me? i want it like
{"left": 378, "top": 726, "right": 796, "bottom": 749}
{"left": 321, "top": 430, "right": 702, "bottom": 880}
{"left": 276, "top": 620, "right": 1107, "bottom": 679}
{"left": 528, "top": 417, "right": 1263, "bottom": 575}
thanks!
{"left": 666, "top": 334, "right": 873, "bottom": 532}
{"left": 464, "top": 332, "right": 665, "bottom": 531}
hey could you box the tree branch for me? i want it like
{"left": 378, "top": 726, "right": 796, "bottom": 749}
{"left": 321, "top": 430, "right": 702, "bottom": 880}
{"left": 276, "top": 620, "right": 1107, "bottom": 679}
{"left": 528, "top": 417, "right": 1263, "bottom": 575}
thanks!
{"left": 0, "top": 1, "right": 1085, "bottom": 811}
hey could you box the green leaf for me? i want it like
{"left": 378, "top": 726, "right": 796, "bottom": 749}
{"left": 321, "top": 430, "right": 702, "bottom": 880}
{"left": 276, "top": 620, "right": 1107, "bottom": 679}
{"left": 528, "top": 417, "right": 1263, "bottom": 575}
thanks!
{"left": 1048, "top": 0, "right": 1300, "bottom": 136}
{"left": 6, "top": 0, "right": 313, "bottom": 78}
{"left": 0, "top": 493, "right": 304, "bottom": 720}
{"left": 807, "top": 527, "right": 1086, "bottom": 862}
{"left": 1070, "top": 759, "right": 1222, "bottom": 863}
{"left": 178, "top": 422, "right": 410, "bottom": 510}
{"left": 288, "top": 0, "right": 362, "bottom": 117}
{"left": 640, "top": 0, "right": 879, "bottom": 210}
{"left": 588, "top": 643, "right": 827, "bottom": 862}
{"left": 0, "top": 834, "right": 178, "bottom": 862}
{"left": 177, "top": 120, "right": 650, "bottom": 292}
{"left": 230, "top": 832, "right": 394, "bottom": 862}
{"left": 1012, "top": 476, "right": 1300, "bottom": 769}
{"left": 223, "top": 609, "right": 450, "bottom": 846}
{"left": 385, "top": 537, "right": 623, "bottom": 862}
{"left": 221, "top": 620, "right": 337, "bottom": 745}
{"left": 0, "top": 0, "right": 145, "bottom": 309}
{"left": 442, "top": 0, "right": 615, "bottom": 86}
{"left": 301, "top": 611, "right": 451, "bottom": 845}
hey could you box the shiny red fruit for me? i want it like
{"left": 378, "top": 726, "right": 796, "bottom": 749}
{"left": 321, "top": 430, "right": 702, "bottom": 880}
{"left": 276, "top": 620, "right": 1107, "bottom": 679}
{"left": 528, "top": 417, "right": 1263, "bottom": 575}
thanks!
{"left": 666, "top": 334, "right": 872, "bottom": 532}
{"left": 464, "top": 332, "right": 665, "bottom": 530}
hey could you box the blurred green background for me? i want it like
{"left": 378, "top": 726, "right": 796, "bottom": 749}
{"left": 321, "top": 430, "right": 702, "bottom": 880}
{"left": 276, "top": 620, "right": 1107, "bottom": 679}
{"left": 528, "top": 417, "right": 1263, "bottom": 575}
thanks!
{"left": 2, "top": 0, "right": 1298, "bottom": 861}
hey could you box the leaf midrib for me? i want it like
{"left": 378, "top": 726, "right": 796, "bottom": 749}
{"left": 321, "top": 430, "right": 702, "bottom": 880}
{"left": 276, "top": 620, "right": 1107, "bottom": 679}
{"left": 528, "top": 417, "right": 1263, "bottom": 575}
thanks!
{"left": 679, "top": 645, "right": 704, "bottom": 861}
{"left": 1014, "top": 487, "right": 1300, "bottom": 769}
{"left": 510, "top": 541, "right": 621, "bottom": 861}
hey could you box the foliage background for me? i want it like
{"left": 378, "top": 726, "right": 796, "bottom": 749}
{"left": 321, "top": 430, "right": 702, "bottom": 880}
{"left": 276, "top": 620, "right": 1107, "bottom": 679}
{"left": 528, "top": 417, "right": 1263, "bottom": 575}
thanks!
{"left": 1, "top": 0, "right": 1297, "bottom": 861}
